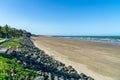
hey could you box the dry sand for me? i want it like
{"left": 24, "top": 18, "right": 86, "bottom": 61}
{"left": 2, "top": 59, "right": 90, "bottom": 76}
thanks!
{"left": 32, "top": 36, "right": 120, "bottom": 80}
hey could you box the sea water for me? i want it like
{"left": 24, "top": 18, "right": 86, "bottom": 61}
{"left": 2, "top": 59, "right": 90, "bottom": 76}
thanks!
{"left": 54, "top": 36, "right": 120, "bottom": 46}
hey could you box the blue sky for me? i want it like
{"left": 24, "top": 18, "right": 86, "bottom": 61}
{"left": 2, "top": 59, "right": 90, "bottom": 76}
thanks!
{"left": 0, "top": 0, "right": 120, "bottom": 35}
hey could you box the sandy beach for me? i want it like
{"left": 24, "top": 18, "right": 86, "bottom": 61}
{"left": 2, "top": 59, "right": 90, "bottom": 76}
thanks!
{"left": 32, "top": 36, "right": 120, "bottom": 80}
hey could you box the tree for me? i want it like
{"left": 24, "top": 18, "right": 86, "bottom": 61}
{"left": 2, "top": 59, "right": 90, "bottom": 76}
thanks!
{"left": 0, "top": 26, "right": 2, "bottom": 37}
{"left": 0, "top": 24, "right": 31, "bottom": 38}
{"left": 9, "top": 28, "right": 15, "bottom": 37}
{"left": 2, "top": 24, "right": 9, "bottom": 38}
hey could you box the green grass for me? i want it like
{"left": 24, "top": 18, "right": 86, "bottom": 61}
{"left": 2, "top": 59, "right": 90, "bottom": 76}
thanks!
{"left": 2, "top": 42, "right": 18, "bottom": 48}
{"left": 1, "top": 38, "right": 22, "bottom": 48}
{"left": 0, "top": 38, "right": 4, "bottom": 40}
{"left": 0, "top": 53, "right": 37, "bottom": 80}
{"left": 0, "top": 38, "right": 38, "bottom": 79}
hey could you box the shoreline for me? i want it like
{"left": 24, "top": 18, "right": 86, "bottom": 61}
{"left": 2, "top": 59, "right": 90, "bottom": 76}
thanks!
{"left": 32, "top": 36, "right": 120, "bottom": 80}
{"left": 53, "top": 36, "right": 120, "bottom": 47}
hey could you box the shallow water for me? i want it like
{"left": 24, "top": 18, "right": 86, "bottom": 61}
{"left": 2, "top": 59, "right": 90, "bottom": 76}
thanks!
{"left": 54, "top": 36, "right": 120, "bottom": 46}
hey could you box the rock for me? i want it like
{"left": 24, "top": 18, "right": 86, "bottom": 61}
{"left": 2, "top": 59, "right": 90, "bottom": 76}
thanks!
{"left": 80, "top": 73, "right": 87, "bottom": 78}
{"left": 9, "top": 36, "right": 94, "bottom": 80}
{"left": 87, "top": 76, "right": 94, "bottom": 80}
{"left": 48, "top": 73, "right": 53, "bottom": 80}
{"left": 34, "top": 76, "right": 45, "bottom": 80}
{"left": 54, "top": 75, "right": 59, "bottom": 80}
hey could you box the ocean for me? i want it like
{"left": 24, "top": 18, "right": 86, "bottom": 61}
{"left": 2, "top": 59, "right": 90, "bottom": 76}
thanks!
{"left": 54, "top": 36, "right": 120, "bottom": 46}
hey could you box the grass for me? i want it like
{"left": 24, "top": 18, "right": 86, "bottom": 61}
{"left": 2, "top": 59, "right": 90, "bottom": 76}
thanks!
{"left": 0, "top": 38, "right": 38, "bottom": 79}
{"left": 0, "top": 53, "right": 37, "bottom": 80}
{"left": 0, "top": 38, "right": 4, "bottom": 40}
{"left": 1, "top": 38, "right": 22, "bottom": 48}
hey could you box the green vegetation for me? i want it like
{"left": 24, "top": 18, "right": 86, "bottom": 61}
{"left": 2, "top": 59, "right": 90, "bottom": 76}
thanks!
{"left": 2, "top": 41, "right": 18, "bottom": 48}
{"left": 0, "top": 37, "right": 38, "bottom": 79}
{"left": 0, "top": 24, "right": 31, "bottom": 38}
{"left": 0, "top": 38, "right": 4, "bottom": 40}
{"left": 0, "top": 24, "right": 35, "bottom": 79}
{"left": 0, "top": 53, "right": 37, "bottom": 80}
{"left": 1, "top": 38, "right": 22, "bottom": 48}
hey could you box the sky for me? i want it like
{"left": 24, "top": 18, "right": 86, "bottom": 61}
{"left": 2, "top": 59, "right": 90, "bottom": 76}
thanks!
{"left": 0, "top": 0, "right": 120, "bottom": 36}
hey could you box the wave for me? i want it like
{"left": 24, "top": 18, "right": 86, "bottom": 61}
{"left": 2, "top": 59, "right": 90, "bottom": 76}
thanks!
{"left": 54, "top": 36, "right": 120, "bottom": 46}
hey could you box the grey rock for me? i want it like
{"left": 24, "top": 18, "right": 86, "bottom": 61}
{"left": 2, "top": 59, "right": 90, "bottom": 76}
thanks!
{"left": 9, "top": 36, "right": 94, "bottom": 80}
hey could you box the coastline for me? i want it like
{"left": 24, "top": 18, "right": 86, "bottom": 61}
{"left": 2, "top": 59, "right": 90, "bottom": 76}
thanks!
{"left": 32, "top": 36, "right": 120, "bottom": 80}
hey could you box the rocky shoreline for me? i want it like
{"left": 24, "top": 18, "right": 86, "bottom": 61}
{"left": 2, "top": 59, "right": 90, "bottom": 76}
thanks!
{"left": 9, "top": 36, "right": 94, "bottom": 80}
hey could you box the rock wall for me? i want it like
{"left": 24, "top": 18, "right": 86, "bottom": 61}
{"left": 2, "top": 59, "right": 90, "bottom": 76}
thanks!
{"left": 10, "top": 37, "right": 94, "bottom": 80}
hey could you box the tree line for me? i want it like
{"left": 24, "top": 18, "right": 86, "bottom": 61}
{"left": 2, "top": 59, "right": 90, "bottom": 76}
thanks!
{"left": 0, "top": 24, "right": 31, "bottom": 38}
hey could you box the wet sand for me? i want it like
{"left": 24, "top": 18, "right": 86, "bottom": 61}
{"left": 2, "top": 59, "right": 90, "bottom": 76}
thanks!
{"left": 32, "top": 36, "right": 120, "bottom": 80}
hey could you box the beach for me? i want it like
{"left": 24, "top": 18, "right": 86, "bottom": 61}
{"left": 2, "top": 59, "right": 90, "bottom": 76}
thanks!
{"left": 32, "top": 36, "right": 120, "bottom": 80}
